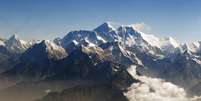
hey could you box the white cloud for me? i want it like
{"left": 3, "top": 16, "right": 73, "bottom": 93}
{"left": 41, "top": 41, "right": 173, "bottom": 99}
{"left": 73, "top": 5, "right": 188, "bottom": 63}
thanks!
{"left": 125, "top": 65, "right": 201, "bottom": 101}
{"left": 132, "top": 23, "right": 145, "bottom": 30}
{"left": 132, "top": 22, "right": 151, "bottom": 33}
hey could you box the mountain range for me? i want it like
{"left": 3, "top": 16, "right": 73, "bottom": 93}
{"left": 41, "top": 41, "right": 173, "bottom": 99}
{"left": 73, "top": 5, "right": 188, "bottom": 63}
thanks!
{"left": 0, "top": 22, "right": 201, "bottom": 101}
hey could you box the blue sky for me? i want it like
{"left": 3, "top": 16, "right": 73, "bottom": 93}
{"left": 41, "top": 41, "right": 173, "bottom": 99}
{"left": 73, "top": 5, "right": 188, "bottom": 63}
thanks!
{"left": 0, "top": 0, "right": 201, "bottom": 42}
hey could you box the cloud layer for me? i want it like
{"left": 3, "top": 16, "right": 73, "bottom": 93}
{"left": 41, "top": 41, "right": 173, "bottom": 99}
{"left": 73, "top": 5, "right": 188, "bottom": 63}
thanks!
{"left": 125, "top": 66, "right": 201, "bottom": 101}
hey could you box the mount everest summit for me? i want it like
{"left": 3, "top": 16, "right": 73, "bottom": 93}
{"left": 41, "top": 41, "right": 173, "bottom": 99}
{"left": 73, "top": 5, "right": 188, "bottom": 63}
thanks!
{"left": 0, "top": 22, "right": 201, "bottom": 101}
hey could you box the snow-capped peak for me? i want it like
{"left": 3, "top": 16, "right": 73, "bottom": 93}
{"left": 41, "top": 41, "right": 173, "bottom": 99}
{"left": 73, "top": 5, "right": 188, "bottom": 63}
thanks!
{"left": 5, "top": 34, "right": 30, "bottom": 54}
{"left": 40, "top": 40, "right": 66, "bottom": 52}
{"left": 9, "top": 34, "right": 18, "bottom": 40}
{"left": 94, "top": 22, "right": 116, "bottom": 32}
{"left": 138, "top": 31, "right": 161, "bottom": 47}
{"left": 0, "top": 38, "right": 5, "bottom": 46}
{"left": 135, "top": 30, "right": 180, "bottom": 53}
{"left": 61, "top": 22, "right": 183, "bottom": 55}
{"left": 7, "top": 34, "right": 28, "bottom": 45}
{"left": 117, "top": 25, "right": 181, "bottom": 55}
{"left": 133, "top": 29, "right": 180, "bottom": 50}
{"left": 163, "top": 37, "right": 180, "bottom": 48}
{"left": 94, "top": 22, "right": 119, "bottom": 42}
{"left": 23, "top": 40, "right": 67, "bottom": 60}
{"left": 61, "top": 30, "right": 105, "bottom": 48}
{"left": 40, "top": 40, "right": 68, "bottom": 59}
{"left": 182, "top": 42, "right": 201, "bottom": 53}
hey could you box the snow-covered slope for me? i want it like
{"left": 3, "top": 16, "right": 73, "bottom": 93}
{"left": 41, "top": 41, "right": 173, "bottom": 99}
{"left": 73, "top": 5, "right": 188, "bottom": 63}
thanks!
{"left": 117, "top": 26, "right": 147, "bottom": 47}
{"left": 96, "top": 23, "right": 180, "bottom": 55}
{"left": 61, "top": 30, "right": 105, "bottom": 48}
{"left": 140, "top": 32, "right": 180, "bottom": 51}
{"left": 182, "top": 42, "right": 201, "bottom": 53}
{"left": 22, "top": 40, "right": 67, "bottom": 61}
{"left": 100, "top": 42, "right": 142, "bottom": 66}
{"left": 124, "top": 26, "right": 180, "bottom": 54}
{"left": 94, "top": 22, "right": 117, "bottom": 42}
{"left": 41, "top": 40, "right": 67, "bottom": 57}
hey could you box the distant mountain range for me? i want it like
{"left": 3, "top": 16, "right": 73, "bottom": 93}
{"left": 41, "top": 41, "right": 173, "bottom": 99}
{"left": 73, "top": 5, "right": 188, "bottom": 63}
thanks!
{"left": 0, "top": 22, "right": 201, "bottom": 101}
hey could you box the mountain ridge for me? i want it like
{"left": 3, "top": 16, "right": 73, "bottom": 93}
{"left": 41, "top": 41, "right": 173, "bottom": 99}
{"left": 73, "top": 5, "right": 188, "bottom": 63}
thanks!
{"left": 0, "top": 22, "right": 201, "bottom": 101}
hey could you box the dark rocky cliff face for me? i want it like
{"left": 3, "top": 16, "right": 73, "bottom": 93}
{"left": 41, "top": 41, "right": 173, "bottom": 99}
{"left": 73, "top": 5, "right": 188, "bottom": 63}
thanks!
{"left": 36, "top": 62, "right": 140, "bottom": 101}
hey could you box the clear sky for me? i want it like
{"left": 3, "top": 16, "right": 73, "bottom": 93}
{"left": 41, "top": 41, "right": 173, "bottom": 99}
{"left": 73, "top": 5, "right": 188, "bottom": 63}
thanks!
{"left": 0, "top": 0, "right": 201, "bottom": 42}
